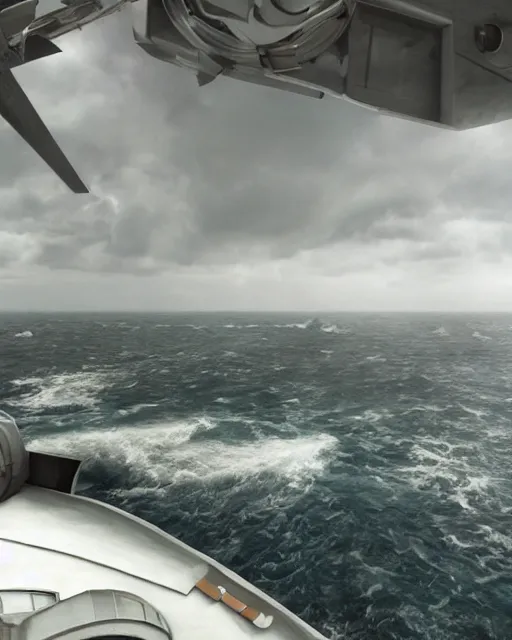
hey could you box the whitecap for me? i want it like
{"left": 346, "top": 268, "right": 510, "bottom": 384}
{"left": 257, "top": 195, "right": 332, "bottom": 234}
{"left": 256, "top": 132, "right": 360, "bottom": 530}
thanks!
{"left": 320, "top": 323, "right": 340, "bottom": 334}
{"left": 276, "top": 319, "right": 348, "bottom": 334}
{"left": 477, "top": 525, "right": 512, "bottom": 551}
{"left": 459, "top": 404, "right": 487, "bottom": 419}
{"left": 9, "top": 371, "right": 108, "bottom": 411}
{"left": 117, "top": 403, "right": 159, "bottom": 416}
{"left": 452, "top": 488, "right": 473, "bottom": 511}
{"left": 364, "top": 583, "right": 383, "bottom": 597}
{"left": 353, "top": 409, "right": 384, "bottom": 423}
{"left": 276, "top": 319, "right": 313, "bottom": 329}
{"left": 403, "top": 404, "right": 449, "bottom": 415}
{"left": 14, "top": 330, "right": 33, "bottom": 338}
{"left": 366, "top": 355, "right": 386, "bottom": 362}
{"left": 445, "top": 534, "right": 474, "bottom": 549}
{"left": 472, "top": 331, "right": 492, "bottom": 341}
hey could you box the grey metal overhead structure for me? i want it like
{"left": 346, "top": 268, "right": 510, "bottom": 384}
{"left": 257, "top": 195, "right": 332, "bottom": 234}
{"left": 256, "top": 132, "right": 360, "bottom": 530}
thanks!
{"left": 0, "top": 0, "right": 88, "bottom": 192}
{"left": 2, "top": 0, "right": 512, "bottom": 191}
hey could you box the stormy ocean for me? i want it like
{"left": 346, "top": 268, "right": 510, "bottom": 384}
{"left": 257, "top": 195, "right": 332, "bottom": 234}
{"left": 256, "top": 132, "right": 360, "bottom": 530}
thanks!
{"left": 0, "top": 312, "right": 511, "bottom": 639}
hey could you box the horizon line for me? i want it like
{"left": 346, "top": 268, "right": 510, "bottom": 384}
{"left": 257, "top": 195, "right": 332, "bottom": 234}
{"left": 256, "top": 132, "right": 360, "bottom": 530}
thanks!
{"left": 1, "top": 309, "right": 512, "bottom": 314}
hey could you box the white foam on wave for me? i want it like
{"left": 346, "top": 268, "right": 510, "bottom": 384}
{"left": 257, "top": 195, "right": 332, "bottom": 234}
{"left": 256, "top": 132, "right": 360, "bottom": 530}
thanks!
{"left": 9, "top": 371, "right": 108, "bottom": 410}
{"left": 219, "top": 323, "right": 260, "bottom": 329}
{"left": 445, "top": 534, "right": 474, "bottom": 549}
{"left": 27, "top": 419, "right": 338, "bottom": 490}
{"left": 432, "top": 327, "right": 449, "bottom": 337}
{"left": 281, "top": 321, "right": 311, "bottom": 329}
{"left": 396, "top": 438, "right": 492, "bottom": 512}
{"left": 220, "top": 318, "right": 350, "bottom": 334}
{"left": 477, "top": 525, "right": 512, "bottom": 552}
{"left": 276, "top": 319, "right": 350, "bottom": 334}
{"left": 403, "top": 404, "right": 450, "bottom": 415}
{"left": 410, "top": 445, "right": 451, "bottom": 464}
{"left": 353, "top": 409, "right": 385, "bottom": 423}
{"left": 320, "top": 323, "right": 342, "bottom": 334}
{"left": 155, "top": 324, "right": 206, "bottom": 330}
{"left": 365, "top": 354, "right": 386, "bottom": 362}
{"left": 459, "top": 404, "right": 487, "bottom": 419}
{"left": 116, "top": 403, "right": 159, "bottom": 417}
{"left": 14, "top": 330, "right": 33, "bottom": 338}
{"left": 472, "top": 331, "right": 492, "bottom": 341}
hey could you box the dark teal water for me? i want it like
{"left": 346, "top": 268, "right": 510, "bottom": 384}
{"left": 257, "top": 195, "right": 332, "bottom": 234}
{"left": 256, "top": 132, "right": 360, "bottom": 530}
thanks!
{"left": 1, "top": 312, "right": 511, "bottom": 639}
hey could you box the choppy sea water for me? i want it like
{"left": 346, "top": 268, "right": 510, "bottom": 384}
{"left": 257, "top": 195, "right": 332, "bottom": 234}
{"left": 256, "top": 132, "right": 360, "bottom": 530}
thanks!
{"left": 0, "top": 312, "right": 511, "bottom": 639}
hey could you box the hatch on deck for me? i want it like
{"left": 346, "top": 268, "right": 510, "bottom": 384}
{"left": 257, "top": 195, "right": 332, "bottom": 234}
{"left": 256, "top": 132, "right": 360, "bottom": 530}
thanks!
{"left": 19, "top": 590, "right": 171, "bottom": 640}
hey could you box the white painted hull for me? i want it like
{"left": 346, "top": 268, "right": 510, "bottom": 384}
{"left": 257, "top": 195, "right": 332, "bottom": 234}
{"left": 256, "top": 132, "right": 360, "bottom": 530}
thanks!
{"left": 0, "top": 485, "right": 328, "bottom": 639}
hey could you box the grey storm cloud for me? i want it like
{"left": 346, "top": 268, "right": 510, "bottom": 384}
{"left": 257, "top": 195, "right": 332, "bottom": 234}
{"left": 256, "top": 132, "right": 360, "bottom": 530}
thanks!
{"left": 1, "top": 7, "right": 512, "bottom": 281}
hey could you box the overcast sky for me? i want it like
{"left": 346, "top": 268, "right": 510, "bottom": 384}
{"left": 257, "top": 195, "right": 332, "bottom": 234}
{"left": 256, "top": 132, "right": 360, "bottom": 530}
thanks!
{"left": 1, "top": 9, "right": 512, "bottom": 312}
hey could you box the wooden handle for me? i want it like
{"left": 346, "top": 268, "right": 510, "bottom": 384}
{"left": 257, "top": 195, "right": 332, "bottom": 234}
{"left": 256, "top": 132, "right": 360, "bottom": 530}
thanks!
{"left": 195, "top": 577, "right": 273, "bottom": 628}
{"left": 221, "top": 591, "right": 247, "bottom": 613}
{"left": 196, "top": 577, "right": 222, "bottom": 601}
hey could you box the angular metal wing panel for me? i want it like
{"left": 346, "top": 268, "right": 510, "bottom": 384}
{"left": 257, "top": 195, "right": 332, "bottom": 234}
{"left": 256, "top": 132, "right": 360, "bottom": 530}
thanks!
{"left": 0, "top": 69, "right": 88, "bottom": 193}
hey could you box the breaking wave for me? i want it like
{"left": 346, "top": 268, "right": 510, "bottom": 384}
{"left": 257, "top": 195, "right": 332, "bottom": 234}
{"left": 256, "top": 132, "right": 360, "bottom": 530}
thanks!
{"left": 28, "top": 419, "right": 338, "bottom": 492}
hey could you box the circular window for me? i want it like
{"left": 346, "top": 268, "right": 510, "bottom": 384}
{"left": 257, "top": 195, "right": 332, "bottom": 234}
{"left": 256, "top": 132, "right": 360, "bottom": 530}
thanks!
{"left": 475, "top": 23, "right": 504, "bottom": 54}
